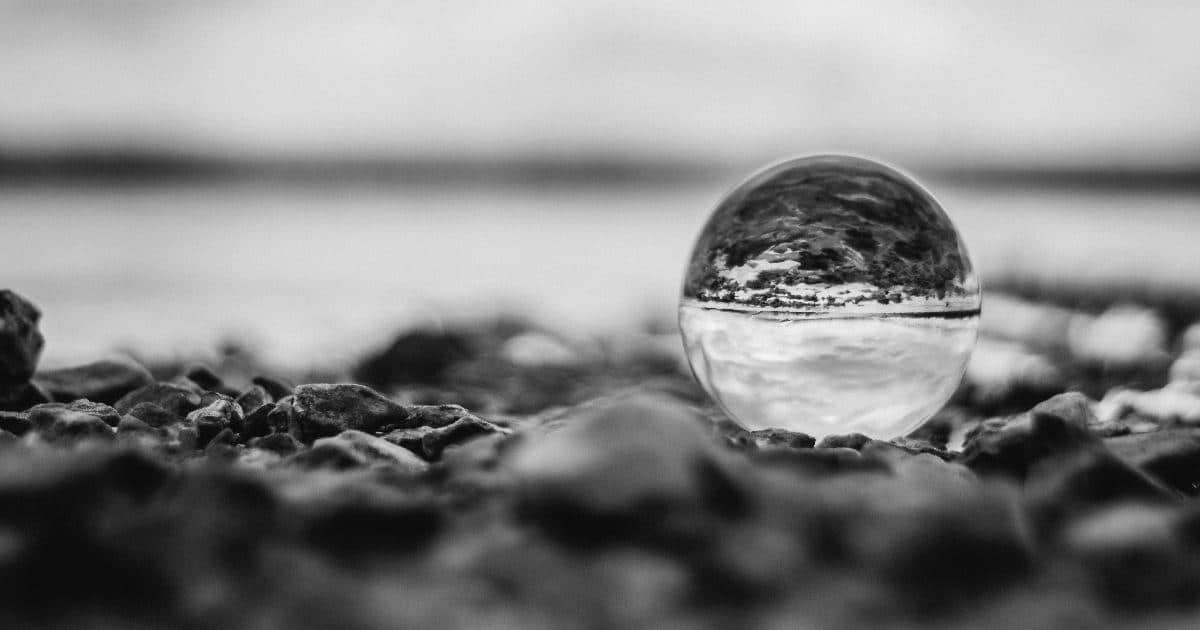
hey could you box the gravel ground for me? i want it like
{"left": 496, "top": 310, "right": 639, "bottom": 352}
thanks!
{"left": 3, "top": 288, "right": 1200, "bottom": 629}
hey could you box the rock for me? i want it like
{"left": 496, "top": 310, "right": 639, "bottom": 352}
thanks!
{"left": 816, "top": 433, "right": 872, "bottom": 450}
{"left": 383, "top": 415, "right": 506, "bottom": 460}
{"left": 1062, "top": 504, "right": 1200, "bottom": 610}
{"left": 0, "top": 290, "right": 44, "bottom": 384}
{"left": 0, "top": 411, "right": 30, "bottom": 436}
{"left": 500, "top": 331, "right": 581, "bottom": 366}
{"left": 1096, "top": 387, "right": 1200, "bottom": 425}
{"left": 1168, "top": 351, "right": 1200, "bottom": 385}
{"left": 749, "top": 429, "right": 815, "bottom": 449}
{"left": 251, "top": 375, "right": 294, "bottom": 401}
{"left": 313, "top": 430, "right": 428, "bottom": 472}
{"left": 267, "top": 396, "right": 296, "bottom": 438}
{"left": 977, "top": 293, "right": 1075, "bottom": 351}
{"left": 33, "top": 357, "right": 154, "bottom": 405}
{"left": 1105, "top": 429, "right": 1200, "bottom": 495}
{"left": 403, "top": 403, "right": 479, "bottom": 429}
{"left": 751, "top": 446, "right": 888, "bottom": 476}
{"left": 290, "top": 439, "right": 369, "bottom": 470}
{"left": 507, "top": 393, "right": 746, "bottom": 546}
{"left": 240, "top": 401, "right": 276, "bottom": 440}
{"left": 186, "top": 398, "right": 244, "bottom": 447}
{"left": 182, "top": 364, "right": 237, "bottom": 396}
{"left": 290, "top": 384, "right": 411, "bottom": 440}
{"left": 29, "top": 408, "right": 115, "bottom": 442}
{"left": 353, "top": 328, "right": 475, "bottom": 387}
{"left": 0, "top": 381, "right": 50, "bottom": 412}
{"left": 1180, "top": 321, "right": 1200, "bottom": 353}
{"left": 292, "top": 480, "right": 442, "bottom": 555}
{"left": 235, "top": 385, "right": 272, "bottom": 415}
{"left": 248, "top": 432, "right": 303, "bottom": 456}
{"left": 1025, "top": 449, "right": 1177, "bottom": 538}
{"left": 116, "top": 415, "right": 156, "bottom": 435}
{"left": 125, "top": 402, "right": 179, "bottom": 428}
{"left": 29, "top": 400, "right": 121, "bottom": 428}
{"left": 960, "top": 392, "right": 1099, "bottom": 480}
{"left": 961, "top": 338, "right": 1065, "bottom": 410}
{"left": 203, "top": 428, "right": 239, "bottom": 460}
{"left": 114, "top": 383, "right": 202, "bottom": 418}
{"left": 1067, "top": 304, "right": 1169, "bottom": 368}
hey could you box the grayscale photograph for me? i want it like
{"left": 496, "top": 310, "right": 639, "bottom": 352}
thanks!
{"left": 1, "top": 2, "right": 1199, "bottom": 628}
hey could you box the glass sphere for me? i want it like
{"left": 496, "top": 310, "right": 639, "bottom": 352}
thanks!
{"left": 679, "top": 155, "right": 980, "bottom": 439}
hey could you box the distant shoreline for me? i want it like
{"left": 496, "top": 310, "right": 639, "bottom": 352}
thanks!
{"left": 679, "top": 299, "right": 982, "bottom": 320}
{"left": 2, "top": 150, "right": 1200, "bottom": 192}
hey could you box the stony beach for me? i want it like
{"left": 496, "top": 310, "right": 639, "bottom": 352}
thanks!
{"left": 3, "top": 286, "right": 1200, "bottom": 629}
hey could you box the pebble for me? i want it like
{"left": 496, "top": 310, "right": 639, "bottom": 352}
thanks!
{"left": 0, "top": 290, "right": 44, "bottom": 384}
{"left": 1025, "top": 448, "right": 1177, "bottom": 537}
{"left": 234, "top": 384, "right": 272, "bottom": 415}
{"left": 507, "top": 393, "right": 745, "bottom": 545}
{"left": 383, "top": 414, "right": 506, "bottom": 460}
{"left": 248, "top": 432, "right": 303, "bottom": 456}
{"left": 749, "top": 428, "right": 816, "bottom": 449}
{"left": 1067, "top": 304, "right": 1169, "bottom": 368}
{"left": 313, "top": 430, "right": 428, "bottom": 472}
{"left": 962, "top": 338, "right": 1065, "bottom": 410}
{"left": 182, "top": 364, "right": 239, "bottom": 397}
{"left": 29, "top": 408, "right": 115, "bottom": 442}
{"left": 240, "top": 401, "right": 276, "bottom": 440}
{"left": 353, "top": 328, "right": 475, "bottom": 387}
{"left": 33, "top": 357, "right": 154, "bottom": 405}
{"left": 960, "top": 392, "right": 1099, "bottom": 479}
{"left": 125, "top": 402, "right": 180, "bottom": 428}
{"left": 1105, "top": 429, "right": 1200, "bottom": 495}
{"left": 29, "top": 400, "right": 121, "bottom": 429}
{"left": 1062, "top": 504, "right": 1199, "bottom": 610}
{"left": 290, "top": 383, "right": 411, "bottom": 441}
{"left": 1096, "top": 386, "right": 1200, "bottom": 425}
{"left": 114, "top": 383, "right": 203, "bottom": 418}
{"left": 0, "top": 381, "right": 50, "bottom": 413}
{"left": 186, "top": 398, "right": 244, "bottom": 447}
{"left": 0, "top": 411, "right": 31, "bottom": 436}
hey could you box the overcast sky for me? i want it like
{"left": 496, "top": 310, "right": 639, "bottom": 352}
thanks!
{"left": 2, "top": 0, "right": 1198, "bottom": 168}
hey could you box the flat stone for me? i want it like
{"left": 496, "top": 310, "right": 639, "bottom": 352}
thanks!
{"left": 34, "top": 357, "right": 154, "bottom": 405}
{"left": 290, "top": 384, "right": 411, "bottom": 441}
{"left": 114, "top": 383, "right": 203, "bottom": 418}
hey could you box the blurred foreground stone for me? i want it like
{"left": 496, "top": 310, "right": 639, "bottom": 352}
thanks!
{"left": 1, "top": 287, "right": 1200, "bottom": 629}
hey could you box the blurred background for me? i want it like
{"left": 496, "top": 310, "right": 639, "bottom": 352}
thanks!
{"left": 2, "top": 0, "right": 1198, "bottom": 371}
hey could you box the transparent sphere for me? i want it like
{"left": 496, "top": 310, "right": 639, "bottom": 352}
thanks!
{"left": 679, "top": 155, "right": 980, "bottom": 439}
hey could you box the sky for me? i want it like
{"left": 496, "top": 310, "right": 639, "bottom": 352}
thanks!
{"left": 1, "top": 0, "right": 1198, "bottom": 169}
